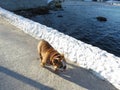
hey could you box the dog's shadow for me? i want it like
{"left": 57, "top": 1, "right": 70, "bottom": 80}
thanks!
{"left": 45, "top": 62, "right": 117, "bottom": 90}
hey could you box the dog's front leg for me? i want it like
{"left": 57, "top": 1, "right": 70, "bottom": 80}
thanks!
{"left": 54, "top": 66, "right": 58, "bottom": 72}
{"left": 40, "top": 55, "right": 48, "bottom": 67}
{"left": 40, "top": 59, "right": 46, "bottom": 67}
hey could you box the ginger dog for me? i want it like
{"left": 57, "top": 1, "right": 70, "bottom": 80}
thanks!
{"left": 37, "top": 39, "right": 66, "bottom": 71}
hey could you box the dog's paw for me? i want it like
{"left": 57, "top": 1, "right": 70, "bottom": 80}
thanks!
{"left": 54, "top": 66, "right": 59, "bottom": 72}
{"left": 40, "top": 63, "right": 45, "bottom": 67}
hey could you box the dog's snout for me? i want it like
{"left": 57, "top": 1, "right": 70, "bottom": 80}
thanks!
{"left": 60, "top": 64, "right": 63, "bottom": 68}
{"left": 63, "top": 66, "right": 66, "bottom": 69}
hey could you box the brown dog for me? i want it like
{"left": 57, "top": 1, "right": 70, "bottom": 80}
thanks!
{"left": 37, "top": 39, "right": 66, "bottom": 71}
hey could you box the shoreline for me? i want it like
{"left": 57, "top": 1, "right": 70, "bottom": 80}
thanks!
{"left": 0, "top": 1, "right": 120, "bottom": 89}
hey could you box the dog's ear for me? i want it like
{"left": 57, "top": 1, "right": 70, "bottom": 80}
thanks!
{"left": 61, "top": 54, "right": 66, "bottom": 62}
{"left": 61, "top": 54, "right": 65, "bottom": 59}
{"left": 61, "top": 53, "right": 64, "bottom": 58}
{"left": 54, "top": 59, "right": 59, "bottom": 64}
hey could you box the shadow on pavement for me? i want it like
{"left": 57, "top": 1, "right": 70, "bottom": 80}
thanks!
{"left": 0, "top": 66, "right": 54, "bottom": 90}
{"left": 46, "top": 62, "right": 117, "bottom": 90}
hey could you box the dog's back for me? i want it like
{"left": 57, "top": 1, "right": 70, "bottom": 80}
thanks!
{"left": 37, "top": 39, "right": 56, "bottom": 59}
{"left": 38, "top": 40, "right": 52, "bottom": 54}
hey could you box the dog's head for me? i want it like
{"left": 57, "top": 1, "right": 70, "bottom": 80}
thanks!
{"left": 52, "top": 54, "right": 66, "bottom": 71}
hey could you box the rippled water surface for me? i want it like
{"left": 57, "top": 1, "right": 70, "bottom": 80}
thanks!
{"left": 31, "top": 1, "right": 120, "bottom": 57}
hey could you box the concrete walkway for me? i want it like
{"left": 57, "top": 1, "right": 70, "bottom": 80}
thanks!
{"left": 0, "top": 21, "right": 117, "bottom": 90}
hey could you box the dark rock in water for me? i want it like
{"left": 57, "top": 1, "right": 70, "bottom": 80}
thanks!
{"left": 57, "top": 15, "right": 63, "bottom": 17}
{"left": 48, "top": 0, "right": 62, "bottom": 10}
{"left": 31, "top": 7, "right": 49, "bottom": 15}
{"left": 55, "top": 2, "right": 62, "bottom": 8}
{"left": 14, "top": 6, "right": 49, "bottom": 18}
{"left": 96, "top": 16, "right": 107, "bottom": 22}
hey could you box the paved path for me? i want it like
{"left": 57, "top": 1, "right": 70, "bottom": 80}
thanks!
{"left": 0, "top": 21, "right": 117, "bottom": 90}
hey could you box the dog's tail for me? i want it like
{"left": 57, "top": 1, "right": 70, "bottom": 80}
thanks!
{"left": 37, "top": 39, "right": 45, "bottom": 60}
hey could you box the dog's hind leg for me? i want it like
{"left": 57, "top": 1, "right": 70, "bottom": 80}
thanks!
{"left": 37, "top": 40, "right": 43, "bottom": 61}
{"left": 39, "top": 53, "right": 42, "bottom": 61}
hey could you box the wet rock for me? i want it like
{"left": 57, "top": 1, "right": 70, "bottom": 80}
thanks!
{"left": 31, "top": 7, "right": 49, "bottom": 15}
{"left": 47, "top": 0, "right": 62, "bottom": 10}
{"left": 96, "top": 16, "right": 107, "bottom": 22}
{"left": 55, "top": 2, "right": 62, "bottom": 8}
{"left": 57, "top": 15, "right": 63, "bottom": 17}
{"left": 14, "top": 6, "right": 49, "bottom": 18}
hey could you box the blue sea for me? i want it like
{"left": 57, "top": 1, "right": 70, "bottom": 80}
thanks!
{"left": 31, "top": 1, "right": 120, "bottom": 57}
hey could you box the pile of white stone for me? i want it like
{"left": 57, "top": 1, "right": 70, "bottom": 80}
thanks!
{"left": 0, "top": 7, "right": 120, "bottom": 89}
